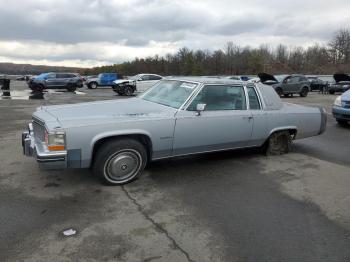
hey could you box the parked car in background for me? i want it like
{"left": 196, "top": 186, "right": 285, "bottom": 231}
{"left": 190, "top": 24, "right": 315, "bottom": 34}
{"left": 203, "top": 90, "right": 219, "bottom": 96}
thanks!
{"left": 86, "top": 73, "right": 120, "bottom": 89}
{"left": 332, "top": 89, "right": 350, "bottom": 125}
{"left": 113, "top": 73, "right": 162, "bottom": 95}
{"left": 22, "top": 77, "right": 326, "bottom": 185}
{"left": 258, "top": 73, "right": 311, "bottom": 97}
{"left": 307, "top": 76, "right": 327, "bottom": 91}
{"left": 328, "top": 74, "right": 350, "bottom": 94}
{"left": 28, "top": 72, "right": 83, "bottom": 92}
{"left": 248, "top": 77, "right": 261, "bottom": 83}
{"left": 226, "top": 75, "right": 251, "bottom": 81}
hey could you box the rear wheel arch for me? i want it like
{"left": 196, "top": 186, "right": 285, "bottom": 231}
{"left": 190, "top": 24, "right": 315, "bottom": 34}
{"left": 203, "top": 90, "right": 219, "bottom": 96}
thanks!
{"left": 264, "top": 129, "right": 297, "bottom": 155}
{"left": 90, "top": 134, "right": 153, "bottom": 168}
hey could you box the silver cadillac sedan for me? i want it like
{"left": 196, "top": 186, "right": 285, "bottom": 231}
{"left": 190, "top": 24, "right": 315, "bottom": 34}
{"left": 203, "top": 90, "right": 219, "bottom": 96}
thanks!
{"left": 22, "top": 77, "right": 326, "bottom": 185}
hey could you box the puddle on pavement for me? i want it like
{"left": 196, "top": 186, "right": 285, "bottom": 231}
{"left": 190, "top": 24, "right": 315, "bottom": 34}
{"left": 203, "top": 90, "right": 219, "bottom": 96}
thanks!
{"left": 0, "top": 89, "right": 86, "bottom": 100}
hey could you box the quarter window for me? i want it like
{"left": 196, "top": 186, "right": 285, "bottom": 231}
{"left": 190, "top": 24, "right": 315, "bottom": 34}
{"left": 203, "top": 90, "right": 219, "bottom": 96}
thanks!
{"left": 247, "top": 86, "right": 261, "bottom": 110}
{"left": 188, "top": 85, "right": 246, "bottom": 111}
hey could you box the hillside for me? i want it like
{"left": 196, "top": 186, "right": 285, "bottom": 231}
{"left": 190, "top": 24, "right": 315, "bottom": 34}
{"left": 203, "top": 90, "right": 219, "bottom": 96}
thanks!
{"left": 0, "top": 62, "right": 84, "bottom": 75}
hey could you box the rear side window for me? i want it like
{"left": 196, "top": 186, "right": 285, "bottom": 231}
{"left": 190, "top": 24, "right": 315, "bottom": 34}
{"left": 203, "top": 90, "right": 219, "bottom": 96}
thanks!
{"left": 150, "top": 75, "right": 162, "bottom": 80}
{"left": 247, "top": 86, "right": 261, "bottom": 110}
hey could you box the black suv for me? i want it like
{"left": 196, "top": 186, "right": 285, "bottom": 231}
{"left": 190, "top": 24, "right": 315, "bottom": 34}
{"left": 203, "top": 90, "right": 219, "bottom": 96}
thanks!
{"left": 28, "top": 72, "right": 83, "bottom": 92}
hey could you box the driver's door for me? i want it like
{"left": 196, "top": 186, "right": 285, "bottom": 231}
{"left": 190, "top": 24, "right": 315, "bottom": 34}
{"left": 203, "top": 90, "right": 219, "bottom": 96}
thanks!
{"left": 173, "top": 85, "right": 253, "bottom": 156}
{"left": 44, "top": 73, "right": 57, "bottom": 88}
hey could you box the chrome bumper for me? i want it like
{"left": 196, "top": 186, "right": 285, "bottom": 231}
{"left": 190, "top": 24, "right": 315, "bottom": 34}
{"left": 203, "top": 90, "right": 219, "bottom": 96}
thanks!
{"left": 22, "top": 123, "right": 67, "bottom": 168}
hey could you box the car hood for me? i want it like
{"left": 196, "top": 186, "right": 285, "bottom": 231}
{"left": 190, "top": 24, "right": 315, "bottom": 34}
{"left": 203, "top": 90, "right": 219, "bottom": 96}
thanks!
{"left": 38, "top": 98, "right": 177, "bottom": 128}
{"left": 113, "top": 79, "right": 135, "bottom": 85}
{"left": 333, "top": 73, "right": 350, "bottom": 83}
{"left": 341, "top": 90, "right": 350, "bottom": 101}
{"left": 257, "top": 73, "right": 279, "bottom": 84}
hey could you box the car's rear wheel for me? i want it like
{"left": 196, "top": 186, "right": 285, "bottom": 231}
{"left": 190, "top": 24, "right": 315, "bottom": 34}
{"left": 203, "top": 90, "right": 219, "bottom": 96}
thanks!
{"left": 329, "top": 90, "right": 335, "bottom": 94}
{"left": 89, "top": 82, "right": 98, "bottom": 89}
{"left": 275, "top": 87, "right": 283, "bottom": 97}
{"left": 300, "top": 87, "right": 309, "bottom": 97}
{"left": 265, "top": 131, "right": 292, "bottom": 155}
{"left": 283, "top": 94, "right": 290, "bottom": 98}
{"left": 93, "top": 139, "right": 147, "bottom": 185}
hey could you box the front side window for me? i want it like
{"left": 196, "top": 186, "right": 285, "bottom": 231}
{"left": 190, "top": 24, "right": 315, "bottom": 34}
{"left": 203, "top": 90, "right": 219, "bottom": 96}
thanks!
{"left": 141, "top": 80, "right": 198, "bottom": 109}
{"left": 289, "top": 76, "right": 300, "bottom": 83}
{"left": 46, "top": 73, "right": 56, "bottom": 79}
{"left": 247, "top": 86, "right": 261, "bottom": 110}
{"left": 141, "top": 75, "right": 151, "bottom": 81}
{"left": 187, "top": 85, "right": 246, "bottom": 111}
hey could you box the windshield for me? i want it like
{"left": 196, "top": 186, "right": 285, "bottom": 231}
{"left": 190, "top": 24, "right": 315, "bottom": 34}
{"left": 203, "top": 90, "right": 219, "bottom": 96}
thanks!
{"left": 275, "top": 75, "right": 286, "bottom": 82}
{"left": 140, "top": 80, "right": 198, "bottom": 109}
{"left": 35, "top": 73, "right": 48, "bottom": 80}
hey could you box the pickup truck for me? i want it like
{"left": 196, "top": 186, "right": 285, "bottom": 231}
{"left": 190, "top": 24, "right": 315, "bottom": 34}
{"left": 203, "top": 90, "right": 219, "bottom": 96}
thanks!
{"left": 86, "top": 73, "right": 119, "bottom": 89}
{"left": 22, "top": 77, "right": 326, "bottom": 185}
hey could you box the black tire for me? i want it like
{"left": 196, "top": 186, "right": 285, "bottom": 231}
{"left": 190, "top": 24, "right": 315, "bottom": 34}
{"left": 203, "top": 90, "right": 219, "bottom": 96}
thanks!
{"left": 124, "top": 86, "right": 134, "bottom": 96}
{"left": 93, "top": 139, "right": 147, "bottom": 185}
{"left": 336, "top": 119, "right": 348, "bottom": 126}
{"left": 88, "top": 82, "right": 98, "bottom": 89}
{"left": 275, "top": 87, "right": 283, "bottom": 97}
{"left": 300, "top": 87, "right": 309, "bottom": 97}
{"left": 34, "top": 84, "right": 44, "bottom": 92}
{"left": 67, "top": 85, "right": 77, "bottom": 92}
{"left": 265, "top": 131, "right": 292, "bottom": 155}
{"left": 329, "top": 90, "right": 335, "bottom": 95}
{"left": 283, "top": 94, "right": 290, "bottom": 98}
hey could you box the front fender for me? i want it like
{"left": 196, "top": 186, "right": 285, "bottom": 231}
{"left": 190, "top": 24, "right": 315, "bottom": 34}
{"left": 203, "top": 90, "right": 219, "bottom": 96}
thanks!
{"left": 89, "top": 129, "right": 154, "bottom": 161}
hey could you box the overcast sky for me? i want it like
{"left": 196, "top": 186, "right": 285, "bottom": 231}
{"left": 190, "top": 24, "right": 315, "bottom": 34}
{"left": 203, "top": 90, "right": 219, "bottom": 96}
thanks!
{"left": 0, "top": 0, "right": 349, "bottom": 68}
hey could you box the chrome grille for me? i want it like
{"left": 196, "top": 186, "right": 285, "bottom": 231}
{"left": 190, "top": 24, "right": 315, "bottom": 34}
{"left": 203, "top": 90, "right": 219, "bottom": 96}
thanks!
{"left": 32, "top": 117, "right": 46, "bottom": 142}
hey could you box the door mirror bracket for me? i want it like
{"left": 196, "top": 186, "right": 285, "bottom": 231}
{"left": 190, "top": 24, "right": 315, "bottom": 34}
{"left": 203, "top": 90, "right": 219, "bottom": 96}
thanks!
{"left": 196, "top": 104, "right": 206, "bottom": 116}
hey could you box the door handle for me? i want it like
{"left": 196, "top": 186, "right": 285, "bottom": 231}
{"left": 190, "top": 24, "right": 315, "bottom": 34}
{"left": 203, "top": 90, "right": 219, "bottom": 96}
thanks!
{"left": 242, "top": 116, "right": 253, "bottom": 120}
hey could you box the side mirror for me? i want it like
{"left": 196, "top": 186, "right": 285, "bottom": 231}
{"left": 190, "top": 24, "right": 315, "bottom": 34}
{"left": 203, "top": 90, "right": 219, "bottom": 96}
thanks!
{"left": 196, "top": 103, "right": 206, "bottom": 116}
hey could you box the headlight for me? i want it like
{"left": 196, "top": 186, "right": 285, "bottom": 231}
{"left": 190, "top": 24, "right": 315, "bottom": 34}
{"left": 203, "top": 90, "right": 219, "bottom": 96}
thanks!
{"left": 334, "top": 96, "right": 342, "bottom": 107}
{"left": 44, "top": 131, "right": 66, "bottom": 151}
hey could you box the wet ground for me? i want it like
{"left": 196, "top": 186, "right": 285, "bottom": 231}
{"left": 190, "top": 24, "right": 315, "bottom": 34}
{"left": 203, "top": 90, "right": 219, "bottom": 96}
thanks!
{"left": 0, "top": 81, "right": 350, "bottom": 262}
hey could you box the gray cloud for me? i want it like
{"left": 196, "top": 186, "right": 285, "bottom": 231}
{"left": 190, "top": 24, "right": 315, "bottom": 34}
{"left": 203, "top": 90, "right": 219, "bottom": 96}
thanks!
{"left": 0, "top": 0, "right": 349, "bottom": 66}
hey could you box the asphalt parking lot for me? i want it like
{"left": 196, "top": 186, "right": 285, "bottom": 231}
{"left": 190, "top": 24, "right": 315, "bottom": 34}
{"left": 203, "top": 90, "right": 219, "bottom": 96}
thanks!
{"left": 1, "top": 81, "right": 350, "bottom": 262}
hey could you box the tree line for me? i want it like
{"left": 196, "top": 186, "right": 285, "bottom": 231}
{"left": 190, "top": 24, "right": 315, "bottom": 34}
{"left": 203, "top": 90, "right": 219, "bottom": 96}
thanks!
{"left": 81, "top": 29, "right": 350, "bottom": 76}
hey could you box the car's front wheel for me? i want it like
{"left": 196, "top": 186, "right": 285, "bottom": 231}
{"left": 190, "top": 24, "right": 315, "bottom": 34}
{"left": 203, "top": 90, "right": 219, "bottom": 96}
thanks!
{"left": 300, "top": 87, "right": 309, "bottom": 97}
{"left": 124, "top": 86, "right": 134, "bottom": 96}
{"left": 275, "top": 87, "right": 283, "bottom": 97}
{"left": 67, "top": 84, "right": 77, "bottom": 92}
{"left": 336, "top": 119, "right": 348, "bottom": 126}
{"left": 93, "top": 139, "right": 147, "bottom": 185}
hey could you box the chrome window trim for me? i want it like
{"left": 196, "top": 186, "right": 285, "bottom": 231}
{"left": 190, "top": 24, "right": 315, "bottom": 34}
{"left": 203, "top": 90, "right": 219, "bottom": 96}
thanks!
{"left": 246, "top": 84, "right": 263, "bottom": 110}
{"left": 252, "top": 83, "right": 266, "bottom": 110}
{"left": 182, "top": 83, "right": 247, "bottom": 111}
